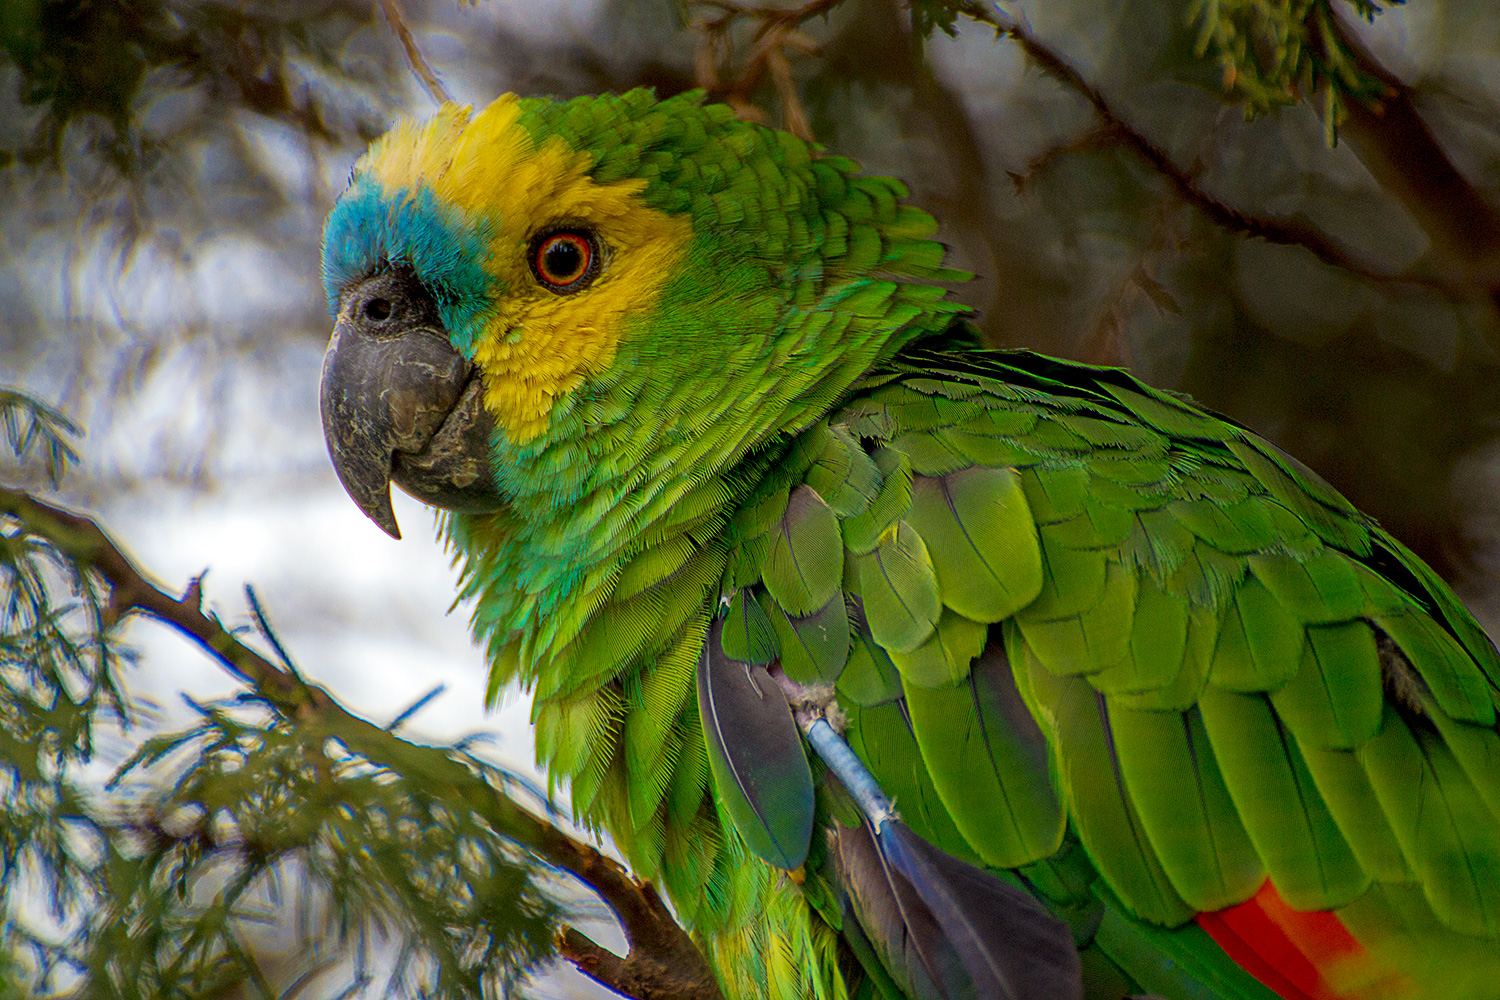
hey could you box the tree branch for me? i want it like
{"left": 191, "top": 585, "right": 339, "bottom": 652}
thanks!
{"left": 377, "top": 0, "right": 452, "bottom": 104}
{"left": 1316, "top": 9, "right": 1500, "bottom": 298}
{"left": 0, "top": 484, "right": 724, "bottom": 1000}
{"left": 961, "top": 4, "right": 1464, "bottom": 297}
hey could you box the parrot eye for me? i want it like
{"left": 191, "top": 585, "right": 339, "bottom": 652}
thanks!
{"left": 530, "top": 228, "right": 600, "bottom": 293}
{"left": 364, "top": 297, "right": 393, "bottom": 321}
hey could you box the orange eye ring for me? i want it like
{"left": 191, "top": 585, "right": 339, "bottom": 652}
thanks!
{"left": 529, "top": 229, "right": 600, "bottom": 293}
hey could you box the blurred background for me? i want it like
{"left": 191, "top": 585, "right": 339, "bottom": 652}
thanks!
{"left": 3, "top": 0, "right": 1500, "bottom": 995}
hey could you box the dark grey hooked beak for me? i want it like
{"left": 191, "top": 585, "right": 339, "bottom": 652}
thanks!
{"left": 319, "top": 267, "right": 504, "bottom": 539}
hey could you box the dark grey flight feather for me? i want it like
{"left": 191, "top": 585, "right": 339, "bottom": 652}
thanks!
{"left": 810, "top": 707, "right": 1082, "bottom": 1000}
{"left": 698, "top": 616, "right": 815, "bottom": 870}
{"left": 877, "top": 819, "right": 1083, "bottom": 1000}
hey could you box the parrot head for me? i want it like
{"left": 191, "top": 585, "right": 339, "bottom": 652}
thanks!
{"left": 319, "top": 89, "right": 963, "bottom": 548}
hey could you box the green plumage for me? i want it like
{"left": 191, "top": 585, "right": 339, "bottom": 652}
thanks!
{"left": 699, "top": 346, "right": 1500, "bottom": 998}
{"left": 856, "top": 519, "right": 941, "bottom": 654}
{"left": 330, "top": 90, "right": 1500, "bottom": 1000}
{"left": 904, "top": 467, "right": 1041, "bottom": 623}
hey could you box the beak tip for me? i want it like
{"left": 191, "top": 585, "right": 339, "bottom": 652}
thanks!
{"left": 365, "top": 495, "right": 403, "bottom": 540}
{"left": 335, "top": 466, "right": 404, "bottom": 539}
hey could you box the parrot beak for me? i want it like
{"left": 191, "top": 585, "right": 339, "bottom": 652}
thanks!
{"left": 319, "top": 267, "right": 504, "bottom": 539}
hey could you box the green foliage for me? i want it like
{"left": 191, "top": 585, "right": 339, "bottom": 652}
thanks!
{"left": 87, "top": 702, "right": 562, "bottom": 999}
{"left": 906, "top": 0, "right": 1397, "bottom": 131}
{"left": 1187, "top": 0, "right": 1395, "bottom": 128}
{"left": 0, "top": 0, "right": 384, "bottom": 174}
{"left": 2, "top": 399, "right": 132, "bottom": 991}
{"left": 0, "top": 398, "right": 120, "bottom": 784}
{"left": 0, "top": 588, "right": 568, "bottom": 997}
{"left": 908, "top": 0, "right": 963, "bottom": 39}
{"left": 0, "top": 389, "right": 79, "bottom": 488}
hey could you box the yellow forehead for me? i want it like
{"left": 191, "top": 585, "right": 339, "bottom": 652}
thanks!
{"left": 360, "top": 95, "right": 692, "bottom": 442}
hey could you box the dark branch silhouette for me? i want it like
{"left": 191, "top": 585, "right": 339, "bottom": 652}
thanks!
{"left": 690, "top": 0, "right": 843, "bottom": 138}
{"left": 964, "top": 3, "right": 1474, "bottom": 299}
{"left": 1315, "top": 8, "right": 1500, "bottom": 304}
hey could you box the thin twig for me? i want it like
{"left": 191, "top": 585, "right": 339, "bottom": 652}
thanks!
{"left": 689, "top": 0, "right": 846, "bottom": 139}
{"left": 1008, "top": 121, "right": 1129, "bottom": 194}
{"left": 376, "top": 0, "right": 452, "bottom": 104}
{"left": 244, "top": 583, "right": 299, "bottom": 674}
{"left": 0, "top": 485, "right": 724, "bottom": 1000}
{"left": 765, "top": 41, "right": 814, "bottom": 140}
{"left": 694, "top": 0, "right": 843, "bottom": 29}
{"left": 962, "top": 3, "right": 1464, "bottom": 298}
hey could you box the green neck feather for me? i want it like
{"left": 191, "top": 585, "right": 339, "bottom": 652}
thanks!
{"left": 440, "top": 91, "right": 969, "bottom": 933}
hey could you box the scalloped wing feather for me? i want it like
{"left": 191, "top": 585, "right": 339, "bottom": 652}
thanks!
{"left": 733, "top": 346, "right": 1500, "bottom": 1000}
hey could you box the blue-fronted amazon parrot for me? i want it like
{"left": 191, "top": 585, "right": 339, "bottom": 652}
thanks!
{"left": 317, "top": 90, "right": 1500, "bottom": 1000}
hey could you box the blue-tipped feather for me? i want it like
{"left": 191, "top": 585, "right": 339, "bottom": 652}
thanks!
{"left": 807, "top": 718, "right": 896, "bottom": 827}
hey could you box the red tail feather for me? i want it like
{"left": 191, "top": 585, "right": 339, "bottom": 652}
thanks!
{"left": 1196, "top": 881, "right": 1365, "bottom": 1000}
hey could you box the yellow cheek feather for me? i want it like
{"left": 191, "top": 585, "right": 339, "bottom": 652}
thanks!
{"left": 359, "top": 95, "right": 693, "bottom": 442}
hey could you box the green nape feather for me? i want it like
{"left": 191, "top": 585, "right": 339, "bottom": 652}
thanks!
{"left": 327, "top": 89, "right": 1500, "bottom": 1000}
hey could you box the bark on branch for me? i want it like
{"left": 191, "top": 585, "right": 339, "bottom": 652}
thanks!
{"left": 962, "top": 4, "right": 1473, "bottom": 298}
{"left": 0, "top": 484, "right": 724, "bottom": 1000}
{"left": 1316, "top": 10, "right": 1500, "bottom": 299}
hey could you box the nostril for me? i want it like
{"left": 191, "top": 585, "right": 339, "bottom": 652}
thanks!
{"left": 365, "top": 297, "right": 392, "bottom": 321}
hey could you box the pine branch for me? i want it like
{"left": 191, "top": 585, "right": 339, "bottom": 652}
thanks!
{"left": 0, "top": 390, "right": 80, "bottom": 490}
{"left": 0, "top": 485, "right": 725, "bottom": 1000}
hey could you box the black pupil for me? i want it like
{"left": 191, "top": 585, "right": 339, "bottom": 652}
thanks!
{"left": 365, "top": 297, "right": 392, "bottom": 321}
{"left": 545, "top": 239, "right": 584, "bottom": 281}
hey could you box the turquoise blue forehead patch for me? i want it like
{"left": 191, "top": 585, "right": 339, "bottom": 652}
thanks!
{"left": 320, "top": 178, "right": 498, "bottom": 354}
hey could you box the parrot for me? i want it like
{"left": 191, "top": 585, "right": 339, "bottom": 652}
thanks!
{"left": 317, "top": 88, "right": 1500, "bottom": 1000}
